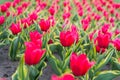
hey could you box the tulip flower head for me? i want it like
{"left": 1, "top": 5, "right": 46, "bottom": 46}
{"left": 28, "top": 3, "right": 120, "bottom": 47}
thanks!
{"left": 113, "top": 38, "right": 120, "bottom": 51}
{"left": 51, "top": 73, "right": 75, "bottom": 80}
{"left": 70, "top": 53, "right": 95, "bottom": 76}
{"left": 9, "top": 23, "right": 21, "bottom": 35}
{"left": 0, "top": 16, "right": 5, "bottom": 25}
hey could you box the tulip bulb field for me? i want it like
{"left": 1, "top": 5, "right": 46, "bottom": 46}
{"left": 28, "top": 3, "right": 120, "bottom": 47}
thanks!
{"left": 1, "top": 0, "right": 120, "bottom": 80}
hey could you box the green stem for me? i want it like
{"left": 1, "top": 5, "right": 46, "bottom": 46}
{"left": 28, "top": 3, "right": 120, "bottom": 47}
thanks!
{"left": 26, "top": 66, "right": 30, "bottom": 80}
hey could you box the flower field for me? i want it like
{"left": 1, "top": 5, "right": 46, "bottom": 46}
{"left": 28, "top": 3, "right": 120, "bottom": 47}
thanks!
{"left": 0, "top": 0, "right": 120, "bottom": 80}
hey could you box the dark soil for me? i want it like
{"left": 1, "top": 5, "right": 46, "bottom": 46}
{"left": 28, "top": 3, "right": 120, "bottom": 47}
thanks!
{"left": 0, "top": 46, "right": 120, "bottom": 80}
{"left": 0, "top": 46, "right": 54, "bottom": 80}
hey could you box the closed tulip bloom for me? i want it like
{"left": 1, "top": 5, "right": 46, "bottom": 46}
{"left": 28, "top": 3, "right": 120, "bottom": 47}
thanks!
{"left": 51, "top": 73, "right": 75, "bottom": 80}
{"left": 70, "top": 53, "right": 95, "bottom": 76}
{"left": 1, "top": 4, "right": 8, "bottom": 12}
{"left": 113, "top": 38, "right": 120, "bottom": 51}
{"left": 60, "top": 31, "right": 75, "bottom": 47}
{"left": 60, "top": 26, "right": 79, "bottom": 47}
{"left": 97, "top": 33, "right": 110, "bottom": 48}
{"left": 25, "top": 42, "right": 45, "bottom": 65}
{"left": 9, "top": 23, "right": 21, "bottom": 35}
{"left": 29, "top": 31, "right": 42, "bottom": 48}
{"left": 0, "top": 16, "right": 5, "bottom": 25}
{"left": 29, "top": 12, "right": 38, "bottom": 22}
{"left": 30, "top": 31, "right": 42, "bottom": 42}
{"left": 39, "top": 19, "right": 50, "bottom": 32}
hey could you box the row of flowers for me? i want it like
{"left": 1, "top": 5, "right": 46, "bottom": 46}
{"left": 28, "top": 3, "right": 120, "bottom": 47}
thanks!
{"left": 0, "top": 0, "right": 120, "bottom": 80}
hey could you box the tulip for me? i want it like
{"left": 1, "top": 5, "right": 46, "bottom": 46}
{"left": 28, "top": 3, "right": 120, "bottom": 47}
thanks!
{"left": 96, "top": 45, "right": 106, "bottom": 53}
{"left": 48, "top": 6, "right": 55, "bottom": 15}
{"left": 1, "top": 4, "right": 8, "bottom": 12}
{"left": 51, "top": 73, "right": 75, "bottom": 80}
{"left": 30, "top": 31, "right": 42, "bottom": 42}
{"left": 60, "top": 25, "right": 79, "bottom": 47}
{"left": 21, "top": 18, "right": 31, "bottom": 28}
{"left": 29, "top": 12, "right": 38, "bottom": 22}
{"left": 17, "top": 6, "right": 23, "bottom": 15}
{"left": 62, "top": 12, "right": 71, "bottom": 20}
{"left": 0, "top": 16, "right": 5, "bottom": 25}
{"left": 60, "top": 31, "right": 74, "bottom": 47}
{"left": 25, "top": 42, "right": 45, "bottom": 65}
{"left": 101, "top": 24, "right": 110, "bottom": 34}
{"left": 9, "top": 23, "right": 21, "bottom": 35}
{"left": 70, "top": 53, "right": 95, "bottom": 76}
{"left": 39, "top": 19, "right": 50, "bottom": 32}
{"left": 5, "top": 2, "right": 11, "bottom": 8}
{"left": 29, "top": 31, "right": 42, "bottom": 48}
{"left": 97, "top": 32, "right": 110, "bottom": 48}
{"left": 113, "top": 38, "right": 120, "bottom": 51}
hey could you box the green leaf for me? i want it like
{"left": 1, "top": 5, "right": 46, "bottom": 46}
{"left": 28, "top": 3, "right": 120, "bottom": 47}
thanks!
{"left": 93, "top": 70, "right": 120, "bottom": 80}
{"left": 49, "top": 42, "right": 64, "bottom": 60}
{"left": 29, "top": 66, "right": 39, "bottom": 80}
{"left": 12, "top": 55, "right": 27, "bottom": 80}
{"left": 18, "top": 55, "right": 27, "bottom": 80}
{"left": 111, "top": 58, "right": 120, "bottom": 70}
{"left": 94, "top": 48, "right": 114, "bottom": 73}
{"left": 9, "top": 36, "right": 20, "bottom": 60}
{"left": 47, "top": 54, "right": 62, "bottom": 75}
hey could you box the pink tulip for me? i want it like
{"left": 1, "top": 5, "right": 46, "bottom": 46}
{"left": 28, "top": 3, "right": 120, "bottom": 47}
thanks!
{"left": 60, "top": 26, "right": 79, "bottom": 47}
{"left": 113, "top": 39, "right": 120, "bottom": 51}
{"left": 70, "top": 53, "right": 95, "bottom": 76}
{"left": 51, "top": 74, "right": 75, "bottom": 80}
{"left": 39, "top": 19, "right": 50, "bottom": 32}
{"left": 96, "top": 32, "right": 110, "bottom": 48}
{"left": 9, "top": 23, "right": 21, "bottom": 35}
{"left": 0, "top": 16, "right": 5, "bottom": 25}
{"left": 25, "top": 41, "right": 45, "bottom": 65}
{"left": 1, "top": 4, "right": 8, "bottom": 12}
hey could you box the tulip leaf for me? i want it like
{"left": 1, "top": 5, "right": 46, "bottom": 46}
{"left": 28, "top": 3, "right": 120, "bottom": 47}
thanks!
{"left": 49, "top": 42, "right": 64, "bottom": 60}
{"left": 111, "top": 58, "right": 120, "bottom": 70}
{"left": 9, "top": 36, "right": 20, "bottom": 60}
{"left": 47, "top": 54, "right": 62, "bottom": 75}
{"left": 93, "top": 70, "right": 120, "bottom": 80}
{"left": 29, "top": 66, "right": 39, "bottom": 80}
{"left": 94, "top": 48, "right": 114, "bottom": 73}
{"left": 12, "top": 55, "right": 27, "bottom": 80}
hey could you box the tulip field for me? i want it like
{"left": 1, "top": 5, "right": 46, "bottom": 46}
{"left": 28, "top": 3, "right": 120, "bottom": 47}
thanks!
{"left": 1, "top": 0, "right": 120, "bottom": 80}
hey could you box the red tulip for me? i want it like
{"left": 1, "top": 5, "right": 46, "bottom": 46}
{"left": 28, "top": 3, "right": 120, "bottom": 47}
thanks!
{"left": 96, "top": 45, "right": 106, "bottom": 53}
{"left": 70, "top": 53, "right": 95, "bottom": 76}
{"left": 39, "top": 19, "right": 50, "bottom": 32}
{"left": 101, "top": 24, "right": 110, "bottom": 34}
{"left": 115, "top": 29, "right": 120, "bottom": 35}
{"left": 30, "top": 31, "right": 42, "bottom": 42}
{"left": 21, "top": 18, "right": 31, "bottom": 28}
{"left": 62, "top": 12, "right": 71, "bottom": 20}
{"left": 25, "top": 42, "right": 45, "bottom": 65}
{"left": 48, "top": 6, "right": 55, "bottom": 15}
{"left": 60, "top": 25, "right": 79, "bottom": 47}
{"left": 0, "top": 16, "right": 5, "bottom": 25}
{"left": 51, "top": 73, "right": 75, "bottom": 80}
{"left": 17, "top": 6, "right": 23, "bottom": 15}
{"left": 1, "top": 4, "right": 8, "bottom": 12}
{"left": 9, "top": 23, "right": 21, "bottom": 35}
{"left": 5, "top": 2, "right": 11, "bottom": 8}
{"left": 29, "top": 12, "right": 38, "bottom": 22}
{"left": 97, "top": 32, "right": 110, "bottom": 48}
{"left": 113, "top": 38, "right": 120, "bottom": 51}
